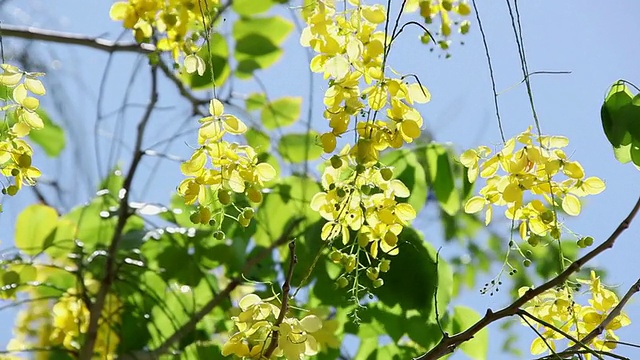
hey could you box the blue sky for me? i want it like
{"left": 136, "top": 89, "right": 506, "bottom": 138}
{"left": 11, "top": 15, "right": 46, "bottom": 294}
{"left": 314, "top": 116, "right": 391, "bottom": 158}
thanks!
{"left": 1, "top": 1, "right": 639, "bottom": 359}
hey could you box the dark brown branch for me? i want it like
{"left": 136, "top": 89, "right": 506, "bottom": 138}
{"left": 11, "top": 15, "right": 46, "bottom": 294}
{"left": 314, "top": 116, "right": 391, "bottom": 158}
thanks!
{"left": 414, "top": 195, "right": 640, "bottom": 360}
{"left": 263, "top": 240, "right": 298, "bottom": 358}
{"left": 0, "top": 23, "right": 155, "bottom": 53}
{"left": 78, "top": 66, "right": 159, "bottom": 360}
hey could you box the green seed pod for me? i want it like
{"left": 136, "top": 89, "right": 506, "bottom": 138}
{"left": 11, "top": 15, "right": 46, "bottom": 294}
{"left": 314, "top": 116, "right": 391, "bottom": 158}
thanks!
{"left": 523, "top": 259, "right": 532, "bottom": 267}
{"left": 189, "top": 212, "right": 201, "bottom": 224}
{"left": 7, "top": 185, "right": 18, "bottom": 196}
{"left": 583, "top": 236, "right": 594, "bottom": 247}
{"left": 336, "top": 277, "right": 349, "bottom": 288}
{"left": 217, "top": 190, "right": 231, "bottom": 205}
{"left": 213, "top": 230, "right": 225, "bottom": 240}
{"left": 329, "top": 250, "right": 343, "bottom": 262}
{"left": 17, "top": 154, "right": 31, "bottom": 168}
{"left": 242, "top": 208, "right": 255, "bottom": 220}
{"left": 330, "top": 155, "right": 343, "bottom": 169}
{"left": 380, "top": 167, "right": 393, "bottom": 181}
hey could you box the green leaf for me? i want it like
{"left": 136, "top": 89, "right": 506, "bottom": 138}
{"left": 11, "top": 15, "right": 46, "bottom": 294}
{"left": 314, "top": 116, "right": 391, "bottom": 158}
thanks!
{"left": 184, "top": 33, "right": 230, "bottom": 90}
{"left": 232, "top": 0, "right": 274, "bottom": 16}
{"left": 15, "top": 204, "right": 58, "bottom": 255}
{"left": 245, "top": 128, "right": 271, "bottom": 152}
{"left": 233, "top": 16, "right": 293, "bottom": 77}
{"left": 246, "top": 92, "right": 267, "bottom": 111}
{"left": 373, "top": 228, "right": 451, "bottom": 317}
{"left": 262, "top": 96, "right": 302, "bottom": 129}
{"left": 253, "top": 175, "right": 321, "bottom": 247}
{"left": 452, "top": 306, "right": 488, "bottom": 360}
{"left": 601, "top": 80, "right": 634, "bottom": 147}
{"left": 380, "top": 149, "right": 428, "bottom": 212}
{"left": 28, "top": 109, "right": 65, "bottom": 157}
{"left": 425, "top": 144, "right": 460, "bottom": 215}
{"left": 278, "top": 132, "right": 323, "bottom": 163}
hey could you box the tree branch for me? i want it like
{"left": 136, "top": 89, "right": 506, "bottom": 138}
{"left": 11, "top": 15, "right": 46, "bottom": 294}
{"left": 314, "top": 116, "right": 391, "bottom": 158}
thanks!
{"left": 0, "top": 23, "right": 155, "bottom": 53}
{"left": 263, "top": 240, "right": 298, "bottom": 358}
{"left": 414, "top": 195, "right": 640, "bottom": 360}
{"left": 78, "top": 66, "right": 159, "bottom": 359}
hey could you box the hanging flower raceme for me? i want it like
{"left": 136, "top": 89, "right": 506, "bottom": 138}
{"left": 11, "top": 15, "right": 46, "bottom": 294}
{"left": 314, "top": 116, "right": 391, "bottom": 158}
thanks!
{"left": 178, "top": 99, "right": 276, "bottom": 233}
{"left": 461, "top": 126, "right": 605, "bottom": 243}
{"left": 0, "top": 64, "right": 46, "bottom": 202}
{"left": 300, "top": 1, "right": 431, "bottom": 159}
{"left": 222, "top": 293, "right": 339, "bottom": 359}
{"left": 520, "top": 271, "right": 631, "bottom": 357}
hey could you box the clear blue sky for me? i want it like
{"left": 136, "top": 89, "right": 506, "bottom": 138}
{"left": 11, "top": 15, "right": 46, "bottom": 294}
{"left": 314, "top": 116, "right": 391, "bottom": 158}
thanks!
{"left": 1, "top": 1, "right": 639, "bottom": 359}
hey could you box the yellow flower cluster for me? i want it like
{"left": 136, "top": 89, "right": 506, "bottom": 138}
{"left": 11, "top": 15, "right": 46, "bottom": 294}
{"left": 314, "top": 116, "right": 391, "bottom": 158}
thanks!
{"left": 48, "top": 289, "right": 121, "bottom": 358}
{"left": 178, "top": 99, "right": 276, "bottom": 230}
{"left": 461, "top": 126, "right": 605, "bottom": 242}
{"left": 521, "top": 271, "right": 631, "bottom": 356}
{"left": 0, "top": 64, "right": 46, "bottom": 199}
{"left": 109, "top": 0, "right": 219, "bottom": 60}
{"left": 312, "top": 148, "right": 416, "bottom": 257}
{"left": 7, "top": 286, "right": 121, "bottom": 359}
{"left": 222, "top": 293, "right": 339, "bottom": 359}
{"left": 300, "top": 0, "right": 431, "bottom": 164}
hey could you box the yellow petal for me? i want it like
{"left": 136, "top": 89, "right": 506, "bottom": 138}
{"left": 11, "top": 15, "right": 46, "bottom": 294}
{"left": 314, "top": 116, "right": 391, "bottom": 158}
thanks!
{"left": 407, "top": 83, "right": 431, "bottom": 104}
{"left": 562, "top": 194, "right": 581, "bottom": 216}
{"left": 324, "top": 55, "right": 350, "bottom": 80}
{"left": 223, "top": 115, "right": 247, "bottom": 134}
{"left": 464, "top": 196, "right": 485, "bottom": 214}
{"left": 255, "top": 163, "right": 276, "bottom": 182}
{"left": 401, "top": 120, "right": 421, "bottom": 139}
{"left": 320, "top": 133, "right": 337, "bottom": 153}
{"left": 395, "top": 203, "right": 416, "bottom": 221}
{"left": 24, "top": 77, "right": 46, "bottom": 95}
{"left": 582, "top": 177, "right": 605, "bottom": 195}
{"left": 300, "top": 315, "right": 322, "bottom": 332}
{"left": 361, "top": 4, "right": 386, "bottom": 23}
{"left": 209, "top": 99, "right": 224, "bottom": 117}
{"left": 239, "top": 293, "right": 261, "bottom": 311}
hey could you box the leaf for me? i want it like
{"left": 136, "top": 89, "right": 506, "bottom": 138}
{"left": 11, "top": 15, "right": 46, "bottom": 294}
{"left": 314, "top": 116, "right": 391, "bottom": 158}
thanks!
{"left": 245, "top": 128, "right": 271, "bottom": 152}
{"left": 27, "top": 109, "right": 65, "bottom": 157}
{"left": 183, "top": 33, "right": 230, "bottom": 90}
{"left": 253, "top": 175, "right": 321, "bottom": 247}
{"left": 233, "top": 16, "right": 293, "bottom": 77}
{"left": 425, "top": 144, "right": 460, "bottom": 215}
{"left": 452, "top": 306, "right": 488, "bottom": 360}
{"left": 246, "top": 92, "right": 267, "bottom": 111}
{"left": 373, "top": 228, "right": 451, "bottom": 317}
{"left": 261, "top": 96, "right": 302, "bottom": 129}
{"left": 278, "top": 132, "right": 323, "bottom": 163}
{"left": 233, "top": 0, "right": 274, "bottom": 16}
{"left": 381, "top": 149, "right": 428, "bottom": 213}
{"left": 15, "top": 204, "right": 58, "bottom": 255}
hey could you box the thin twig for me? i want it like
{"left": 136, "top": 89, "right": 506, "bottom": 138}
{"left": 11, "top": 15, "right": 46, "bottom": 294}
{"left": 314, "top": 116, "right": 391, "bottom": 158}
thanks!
{"left": 0, "top": 24, "right": 155, "bottom": 53}
{"left": 561, "top": 277, "right": 640, "bottom": 355}
{"left": 78, "top": 66, "right": 159, "bottom": 359}
{"left": 263, "top": 240, "right": 298, "bottom": 358}
{"left": 518, "top": 309, "right": 603, "bottom": 360}
{"left": 414, "top": 195, "right": 640, "bottom": 360}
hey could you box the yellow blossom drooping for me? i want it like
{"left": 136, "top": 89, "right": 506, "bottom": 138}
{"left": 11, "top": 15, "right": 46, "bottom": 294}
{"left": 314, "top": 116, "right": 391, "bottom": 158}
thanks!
{"left": 222, "top": 293, "right": 339, "bottom": 359}
{"left": 460, "top": 126, "right": 605, "bottom": 242}
{"left": 177, "top": 98, "right": 276, "bottom": 233}
{"left": 521, "top": 271, "right": 631, "bottom": 357}
{"left": 0, "top": 64, "right": 47, "bottom": 202}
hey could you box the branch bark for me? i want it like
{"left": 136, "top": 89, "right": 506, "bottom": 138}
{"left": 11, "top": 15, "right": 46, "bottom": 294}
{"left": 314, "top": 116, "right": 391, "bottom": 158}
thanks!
{"left": 0, "top": 24, "right": 155, "bottom": 53}
{"left": 414, "top": 195, "right": 640, "bottom": 360}
{"left": 78, "top": 66, "right": 159, "bottom": 359}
